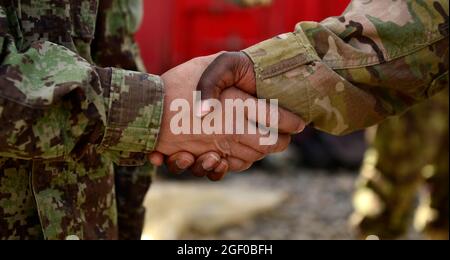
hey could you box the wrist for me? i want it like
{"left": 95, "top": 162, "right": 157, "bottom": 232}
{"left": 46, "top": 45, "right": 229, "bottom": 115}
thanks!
{"left": 155, "top": 74, "right": 171, "bottom": 154}
{"left": 238, "top": 51, "right": 257, "bottom": 95}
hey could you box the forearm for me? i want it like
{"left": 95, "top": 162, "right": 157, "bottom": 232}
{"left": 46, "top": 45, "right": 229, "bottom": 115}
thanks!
{"left": 0, "top": 35, "right": 164, "bottom": 160}
{"left": 243, "top": 0, "right": 449, "bottom": 135}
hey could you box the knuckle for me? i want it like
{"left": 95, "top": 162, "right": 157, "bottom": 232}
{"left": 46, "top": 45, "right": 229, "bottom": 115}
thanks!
{"left": 217, "top": 52, "right": 233, "bottom": 64}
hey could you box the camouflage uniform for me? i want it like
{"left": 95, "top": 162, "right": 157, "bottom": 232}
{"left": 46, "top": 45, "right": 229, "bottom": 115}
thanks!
{"left": 0, "top": 0, "right": 448, "bottom": 240}
{"left": 243, "top": 0, "right": 448, "bottom": 135}
{"left": 0, "top": 0, "right": 163, "bottom": 240}
{"left": 93, "top": 0, "right": 155, "bottom": 241}
{"left": 352, "top": 89, "right": 449, "bottom": 240}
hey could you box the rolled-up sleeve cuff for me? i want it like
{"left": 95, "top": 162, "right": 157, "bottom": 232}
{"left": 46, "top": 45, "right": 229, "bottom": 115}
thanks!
{"left": 99, "top": 68, "right": 164, "bottom": 153}
{"left": 243, "top": 31, "right": 320, "bottom": 124}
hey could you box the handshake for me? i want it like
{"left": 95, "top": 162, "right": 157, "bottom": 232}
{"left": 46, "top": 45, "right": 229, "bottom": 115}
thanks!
{"left": 148, "top": 52, "right": 306, "bottom": 181}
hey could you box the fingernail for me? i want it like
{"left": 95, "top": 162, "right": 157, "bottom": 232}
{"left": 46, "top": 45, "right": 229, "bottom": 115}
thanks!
{"left": 202, "top": 155, "right": 220, "bottom": 171}
{"left": 214, "top": 165, "right": 226, "bottom": 173}
{"left": 149, "top": 157, "right": 159, "bottom": 166}
{"left": 214, "top": 160, "right": 228, "bottom": 173}
{"left": 176, "top": 159, "right": 191, "bottom": 170}
{"left": 295, "top": 123, "right": 306, "bottom": 134}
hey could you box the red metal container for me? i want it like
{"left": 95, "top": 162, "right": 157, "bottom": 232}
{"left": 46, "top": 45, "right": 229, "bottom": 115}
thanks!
{"left": 135, "top": 0, "right": 350, "bottom": 74}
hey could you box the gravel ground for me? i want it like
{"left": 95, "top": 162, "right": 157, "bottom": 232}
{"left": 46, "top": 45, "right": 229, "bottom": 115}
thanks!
{"left": 178, "top": 169, "right": 423, "bottom": 240}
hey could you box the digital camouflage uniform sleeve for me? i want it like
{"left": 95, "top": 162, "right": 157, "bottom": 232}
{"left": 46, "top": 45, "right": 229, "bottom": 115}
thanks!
{"left": 0, "top": 5, "right": 164, "bottom": 162}
{"left": 243, "top": 0, "right": 449, "bottom": 135}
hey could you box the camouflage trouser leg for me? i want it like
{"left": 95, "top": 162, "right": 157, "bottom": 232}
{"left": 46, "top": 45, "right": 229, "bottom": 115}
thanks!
{"left": 415, "top": 128, "right": 449, "bottom": 240}
{"left": 114, "top": 163, "right": 154, "bottom": 240}
{"left": 351, "top": 90, "right": 449, "bottom": 240}
{"left": 0, "top": 158, "right": 43, "bottom": 240}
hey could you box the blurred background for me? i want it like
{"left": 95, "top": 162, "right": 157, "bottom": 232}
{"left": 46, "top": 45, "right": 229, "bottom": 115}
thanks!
{"left": 134, "top": 0, "right": 449, "bottom": 240}
{"left": 135, "top": 0, "right": 349, "bottom": 75}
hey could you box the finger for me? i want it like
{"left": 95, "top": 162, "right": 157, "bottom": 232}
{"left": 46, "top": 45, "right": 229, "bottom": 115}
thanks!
{"left": 248, "top": 134, "right": 292, "bottom": 156}
{"left": 196, "top": 52, "right": 255, "bottom": 117}
{"left": 215, "top": 159, "right": 230, "bottom": 174}
{"left": 166, "top": 152, "right": 195, "bottom": 174}
{"left": 195, "top": 51, "right": 226, "bottom": 67}
{"left": 189, "top": 152, "right": 222, "bottom": 178}
{"left": 238, "top": 132, "right": 292, "bottom": 155}
{"left": 274, "top": 134, "right": 292, "bottom": 153}
{"left": 220, "top": 88, "right": 305, "bottom": 135}
{"left": 207, "top": 172, "right": 226, "bottom": 182}
{"left": 227, "top": 142, "right": 265, "bottom": 162}
{"left": 206, "top": 159, "right": 229, "bottom": 182}
{"left": 148, "top": 152, "right": 165, "bottom": 167}
{"left": 227, "top": 157, "right": 253, "bottom": 172}
{"left": 276, "top": 106, "right": 306, "bottom": 134}
{"left": 248, "top": 97, "right": 306, "bottom": 135}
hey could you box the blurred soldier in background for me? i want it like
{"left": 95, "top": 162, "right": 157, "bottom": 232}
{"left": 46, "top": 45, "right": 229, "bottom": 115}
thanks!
{"left": 93, "top": 0, "right": 152, "bottom": 240}
{"left": 351, "top": 89, "right": 449, "bottom": 240}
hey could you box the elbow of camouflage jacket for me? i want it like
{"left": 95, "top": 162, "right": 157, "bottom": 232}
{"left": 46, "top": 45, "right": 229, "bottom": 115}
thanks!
{"left": 0, "top": 38, "right": 164, "bottom": 162}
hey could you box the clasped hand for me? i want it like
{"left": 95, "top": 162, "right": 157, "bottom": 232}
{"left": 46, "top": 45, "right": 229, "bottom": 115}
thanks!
{"left": 149, "top": 53, "right": 305, "bottom": 180}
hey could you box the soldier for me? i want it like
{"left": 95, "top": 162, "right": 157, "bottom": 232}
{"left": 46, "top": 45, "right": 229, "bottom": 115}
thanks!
{"left": 351, "top": 89, "right": 449, "bottom": 240}
{"left": 0, "top": 0, "right": 303, "bottom": 240}
{"left": 0, "top": 0, "right": 162, "bottom": 240}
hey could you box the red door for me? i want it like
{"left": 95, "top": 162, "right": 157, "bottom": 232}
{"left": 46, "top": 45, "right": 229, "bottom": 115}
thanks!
{"left": 135, "top": 0, "right": 351, "bottom": 74}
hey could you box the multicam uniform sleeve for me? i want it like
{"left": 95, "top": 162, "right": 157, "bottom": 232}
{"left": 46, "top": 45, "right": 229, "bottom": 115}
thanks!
{"left": 0, "top": 7, "right": 164, "bottom": 161}
{"left": 243, "top": 0, "right": 449, "bottom": 135}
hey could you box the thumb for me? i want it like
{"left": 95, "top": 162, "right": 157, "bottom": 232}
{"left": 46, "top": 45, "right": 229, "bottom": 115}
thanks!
{"left": 196, "top": 51, "right": 256, "bottom": 117}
